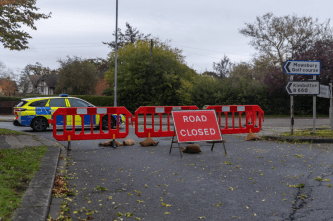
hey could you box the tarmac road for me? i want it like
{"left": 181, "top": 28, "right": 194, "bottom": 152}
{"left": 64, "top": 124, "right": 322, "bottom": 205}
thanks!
{"left": 2, "top": 121, "right": 333, "bottom": 221}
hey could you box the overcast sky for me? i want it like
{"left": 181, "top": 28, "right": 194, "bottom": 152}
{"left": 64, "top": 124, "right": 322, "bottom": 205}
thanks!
{"left": 1, "top": 0, "right": 333, "bottom": 77}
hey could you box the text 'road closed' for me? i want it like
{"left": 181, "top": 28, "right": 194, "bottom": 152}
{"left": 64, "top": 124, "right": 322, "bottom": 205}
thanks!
{"left": 180, "top": 128, "right": 216, "bottom": 136}
{"left": 172, "top": 110, "right": 222, "bottom": 143}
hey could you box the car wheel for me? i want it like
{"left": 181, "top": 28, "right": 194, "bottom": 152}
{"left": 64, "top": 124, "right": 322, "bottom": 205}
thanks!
{"left": 102, "top": 115, "right": 108, "bottom": 130}
{"left": 102, "top": 115, "right": 117, "bottom": 130}
{"left": 31, "top": 117, "right": 48, "bottom": 132}
{"left": 111, "top": 117, "right": 116, "bottom": 129}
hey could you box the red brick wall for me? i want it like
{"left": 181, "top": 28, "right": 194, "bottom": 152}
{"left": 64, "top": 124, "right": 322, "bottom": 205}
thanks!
{"left": 95, "top": 77, "right": 110, "bottom": 95}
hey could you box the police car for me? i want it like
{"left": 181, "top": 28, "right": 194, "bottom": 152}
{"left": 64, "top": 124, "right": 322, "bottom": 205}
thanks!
{"left": 13, "top": 94, "right": 125, "bottom": 132}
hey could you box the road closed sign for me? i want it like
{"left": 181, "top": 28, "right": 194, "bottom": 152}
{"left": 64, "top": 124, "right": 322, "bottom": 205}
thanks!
{"left": 172, "top": 110, "right": 222, "bottom": 143}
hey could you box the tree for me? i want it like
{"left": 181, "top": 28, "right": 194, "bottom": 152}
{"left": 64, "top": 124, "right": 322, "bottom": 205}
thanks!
{"left": 190, "top": 75, "right": 221, "bottom": 108}
{"left": 212, "top": 55, "right": 233, "bottom": 79}
{"left": 293, "top": 39, "right": 333, "bottom": 85}
{"left": 230, "top": 62, "right": 253, "bottom": 80}
{"left": 239, "top": 13, "right": 333, "bottom": 67}
{"left": 0, "top": 77, "right": 16, "bottom": 95}
{"left": 18, "top": 62, "right": 52, "bottom": 94}
{"left": 0, "top": 0, "right": 51, "bottom": 50}
{"left": 87, "top": 58, "right": 110, "bottom": 95}
{"left": 0, "top": 0, "right": 25, "bottom": 6}
{"left": 0, "top": 61, "right": 15, "bottom": 79}
{"left": 202, "top": 71, "right": 218, "bottom": 78}
{"left": 21, "top": 62, "right": 51, "bottom": 76}
{"left": 55, "top": 56, "right": 98, "bottom": 95}
{"left": 87, "top": 58, "right": 109, "bottom": 73}
{"left": 0, "top": 61, "right": 17, "bottom": 95}
{"left": 105, "top": 40, "right": 198, "bottom": 111}
{"left": 231, "top": 55, "right": 279, "bottom": 84}
{"left": 103, "top": 22, "right": 152, "bottom": 51}
{"left": 263, "top": 67, "right": 288, "bottom": 95}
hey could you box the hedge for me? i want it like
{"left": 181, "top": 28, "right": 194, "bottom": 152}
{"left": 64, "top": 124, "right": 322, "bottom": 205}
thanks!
{"left": 22, "top": 94, "right": 115, "bottom": 107}
{"left": 0, "top": 96, "right": 22, "bottom": 102}
{"left": 0, "top": 94, "right": 330, "bottom": 116}
{"left": 72, "top": 95, "right": 114, "bottom": 107}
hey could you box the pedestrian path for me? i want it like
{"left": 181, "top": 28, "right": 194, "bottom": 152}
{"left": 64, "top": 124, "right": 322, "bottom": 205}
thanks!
{"left": 0, "top": 134, "right": 60, "bottom": 149}
{"left": 0, "top": 115, "right": 15, "bottom": 122}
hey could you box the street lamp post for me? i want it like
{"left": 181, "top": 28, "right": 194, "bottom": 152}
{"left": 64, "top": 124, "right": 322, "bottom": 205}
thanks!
{"left": 114, "top": 0, "right": 118, "bottom": 107}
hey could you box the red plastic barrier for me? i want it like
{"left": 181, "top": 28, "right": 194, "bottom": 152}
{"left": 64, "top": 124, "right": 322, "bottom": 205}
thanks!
{"left": 48, "top": 107, "right": 132, "bottom": 141}
{"left": 246, "top": 111, "right": 259, "bottom": 127}
{"left": 132, "top": 106, "right": 199, "bottom": 138}
{"left": 206, "top": 105, "right": 264, "bottom": 134}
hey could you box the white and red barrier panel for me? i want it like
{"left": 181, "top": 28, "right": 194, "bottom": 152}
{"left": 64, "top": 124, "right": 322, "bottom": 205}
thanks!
{"left": 206, "top": 105, "right": 264, "bottom": 134}
{"left": 132, "top": 106, "right": 199, "bottom": 138}
{"left": 48, "top": 107, "right": 132, "bottom": 141}
{"left": 48, "top": 105, "right": 264, "bottom": 143}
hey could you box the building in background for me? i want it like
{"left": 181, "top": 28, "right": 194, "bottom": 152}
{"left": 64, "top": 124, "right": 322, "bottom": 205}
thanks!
{"left": 19, "top": 72, "right": 58, "bottom": 95}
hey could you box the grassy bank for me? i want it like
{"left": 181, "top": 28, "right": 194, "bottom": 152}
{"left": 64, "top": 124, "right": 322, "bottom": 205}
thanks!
{"left": 265, "top": 115, "right": 329, "bottom": 118}
{"left": 0, "top": 128, "right": 26, "bottom": 136}
{"left": 282, "top": 129, "right": 333, "bottom": 138}
{"left": 0, "top": 129, "right": 47, "bottom": 220}
{"left": 0, "top": 146, "right": 48, "bottom": 220}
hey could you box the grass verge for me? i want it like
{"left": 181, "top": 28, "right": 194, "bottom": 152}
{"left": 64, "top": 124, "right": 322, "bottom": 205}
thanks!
{"left": 265, "top": 115, "right": 329, "bottom": 118}
{"left": 0, "top": 128, "right": 26, "bottom": 136}
{"left": 0, "top": 146, "right": 48, "bottom": 220}
{"left": 282, "top": 129, "right": 333, "bottom": 138}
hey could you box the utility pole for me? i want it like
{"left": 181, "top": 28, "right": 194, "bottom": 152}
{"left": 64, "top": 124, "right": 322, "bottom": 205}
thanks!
{"left": 114, "top": 0, "right": 118, "bottom": 107}
{"left": 290, "top": 75, "right": 294, "bottom": 135}
{"left": 150, "top": 39, "right": 153, "bottom": 58}
{"left": 313, "top": 75, "right": 316, "bottom": 134}
{"left": 329, "top": 83, "right": 333, "bottom": 131}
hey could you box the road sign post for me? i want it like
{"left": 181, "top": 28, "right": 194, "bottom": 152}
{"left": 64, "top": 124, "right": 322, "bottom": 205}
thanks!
{"left": 330, "top": 83, "right": 333, "bottom": 131}
{"left": 316, "top": 84, "right": 332, "bottom": 131}
{"left": 313, "top": 76, "right": 316, "bottom": 134}
{"left": 290, "top": 76, "right": 294, "bottom": 135}
{"left": 284, "top": 60, "right": 321, "bottom": 135}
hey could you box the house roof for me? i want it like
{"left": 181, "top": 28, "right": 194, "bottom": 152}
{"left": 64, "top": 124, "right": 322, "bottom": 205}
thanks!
{"left": 28, "top": 74, "right": 58, "bottom": 88}
{"left": 44, "top": 73, "right": 58, "bottom": 88}
{"left": 98, "top": 71, "right": 104, "bottom": 79}
{"left": 28, "top": 75, "right": 41, "bottom": 86}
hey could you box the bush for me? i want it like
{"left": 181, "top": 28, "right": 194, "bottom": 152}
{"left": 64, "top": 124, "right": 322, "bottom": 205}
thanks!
{"left": 13, "top": 90, "right": 332, "bottom": 116}
{"left": 23, "top": 94, "right": 114, "bottom": 107}
{"left": 0, "top": 96, "right": 22, "bottom": 102}
{"left": 73, "top": 95, "right": 114, "bottom": 107}
{"left": 24, "top": 94, "right": 51, "bottom": 98}
{"left": 189, "top": 74, "right": 330, "bottom": 116}
{"left": 102, "top": 87, "right": 113, "bottom": 96}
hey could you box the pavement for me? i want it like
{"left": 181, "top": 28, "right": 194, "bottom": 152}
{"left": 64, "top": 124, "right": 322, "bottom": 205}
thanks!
{"left": 0, "top": 115, "right": 16, "bottom": 122}
{"left": 1, "top": 115, "right": 333, "bottom": 220}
